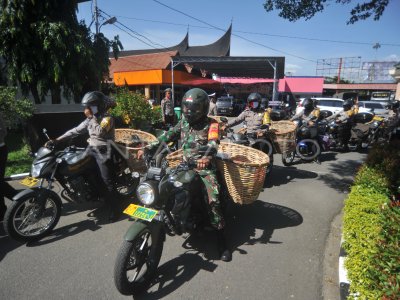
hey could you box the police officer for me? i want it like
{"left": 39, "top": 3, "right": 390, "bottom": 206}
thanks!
{"left": 223, "top": 93, "right": 271, "bottom": 134}
{"left": 208, "top": 92, "right": 217, "bottom": 116}
{"left": 327, "top": 99, "right": 355, "bottom": 151}
{"left": 138, "top": 88, "right": 231, "bottom": 262}
{"left": 290, "top": 98, "right": 320, "bottom": 126}
{"left": 49, "top": 91, "right": 119, "bottom": 222}
{"left": 161, "top": 88, "right": 174, "bottom": 126}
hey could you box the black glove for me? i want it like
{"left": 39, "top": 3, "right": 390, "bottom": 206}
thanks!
{"left": 45, "top": 139, "right": 58, "bottom": 148}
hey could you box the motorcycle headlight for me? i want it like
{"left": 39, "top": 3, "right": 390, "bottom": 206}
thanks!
{"left": 137, "top": 183, "right": 155, "bottom": 206}
{"left": 31, "top": 162, "right": 46, "bottom": 178}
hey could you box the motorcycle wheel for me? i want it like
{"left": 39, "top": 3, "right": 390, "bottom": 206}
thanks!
{"left": 114, "top": 227, "right": 163, "bottom": 296}
{"left": 4, "top": 191, "right": 62, "bottom": 243}
{"left": 296, "top": 139, "right": 321, "bottom": 161}
{"left": 253, "top": 140, "right": 274, "bottom": 176}
{"left": 282, "top": 151, "right": 295, "bottom": 166}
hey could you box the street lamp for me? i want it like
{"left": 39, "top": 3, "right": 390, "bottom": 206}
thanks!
{"left": 99, "top": 16, "right": 117, "bottom": 31}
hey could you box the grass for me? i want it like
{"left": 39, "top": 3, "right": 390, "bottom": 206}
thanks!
{"left": 5, "top": 130, "right": 33, "bottom": 177}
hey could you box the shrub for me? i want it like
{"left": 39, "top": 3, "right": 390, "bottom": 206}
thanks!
{"left": 0, "top": 86, "right": 34, "bottom": 129}
{"left": 343, "top": 141, "right": 400, "bottom": 299}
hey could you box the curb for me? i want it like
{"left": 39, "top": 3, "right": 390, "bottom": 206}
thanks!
{"left": 339, "top": 239, "right": 350, "bottom": 300}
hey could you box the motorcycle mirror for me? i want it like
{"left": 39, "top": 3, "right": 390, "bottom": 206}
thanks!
{"left": 42, "top": 128, "right": 50, "bottom": 140}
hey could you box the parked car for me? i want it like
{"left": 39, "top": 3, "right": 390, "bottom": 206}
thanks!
{"left": 358, "top": 101, "right": 387, "bottom": 117}
{"left": 216, "top": 96, "right": 245, "bottom": 116}
{"left": 296, "top": 97, "right": 373, "bottom": 115}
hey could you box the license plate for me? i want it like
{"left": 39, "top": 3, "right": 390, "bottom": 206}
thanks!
{"left": 20, "top": 176, "right": 39, "bottom": 187}
{"left": 123, "top": 204, "right": 158, "bottom": 222}
{"left": 220, "top": 109, "right": 227, "bottom": 113}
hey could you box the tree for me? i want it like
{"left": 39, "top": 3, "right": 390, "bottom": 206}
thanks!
{"left": 0, "top": 0, "right": 122, "bottom": 104}
{"left": 263, "top": 0, "right": 391, "bottom": 24}
{"left": 0, "top": 86, "right": 34, "bottom": 129}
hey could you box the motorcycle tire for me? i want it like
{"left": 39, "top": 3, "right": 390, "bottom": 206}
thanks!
{"left": 296, "top": 139, "right": 321, "bottom": 161}
{"left": 282, "top": 151, "right": 295, "bottom": 166}
{"left": 253, "top": 139, "right": 274, "bottom": 177}
{"left": 114, "top": 226, "right": 164, "bottom": 296}
{"left": 4, "top": 190, "right": 62, "bottom": 243}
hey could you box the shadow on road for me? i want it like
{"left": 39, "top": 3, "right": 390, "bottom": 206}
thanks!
{"left": 136, "top": 253, "right": 217, "bottom": 300}
{"left": 317, "top": 158, "right": 364, "bottom": 193}
{"left": 264, "top": 165, "right": 318, "bottom": 187}
{"left": 0, "top": 223, "right": 22, "bottom": 262}
{"left": 226, "top": 200, "right": 303, "bottom": 253}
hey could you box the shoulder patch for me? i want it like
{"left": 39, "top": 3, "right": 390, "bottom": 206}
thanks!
{"left": 100, "top": 117, "right": 111, "bottom": 130}
{"left": 208, "top": 122, "right": 219, "bottom": 140}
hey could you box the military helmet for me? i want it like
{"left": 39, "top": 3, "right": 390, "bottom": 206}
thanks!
{"left": 181, "top": 88, "right": 209, "bottom": 125}
{"left": 81, "top": 91, "right": 106, "bottom": 113}
{"left": 302, "top": 98, "right": 314, "bottom": 111}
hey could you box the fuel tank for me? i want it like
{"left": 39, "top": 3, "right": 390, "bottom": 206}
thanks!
{"left": 58, "top": 151, "right": 96, "bottom": 176}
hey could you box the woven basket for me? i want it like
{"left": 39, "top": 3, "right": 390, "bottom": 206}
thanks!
{"left": 269, "top": 121, "right": 297, "bottom": 154}
{"left": 166, "top": 142, "right": 270, "bottom": 205}
{"left": 115, "top": 129, "right": 157, "bottom": 172}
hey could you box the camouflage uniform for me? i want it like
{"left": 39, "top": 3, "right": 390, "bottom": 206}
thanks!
{"left": 227, "top": 108, "right": 271, "bottom": 133}
{"left": 151, "top": 116, "right": 224, "bottom": 230}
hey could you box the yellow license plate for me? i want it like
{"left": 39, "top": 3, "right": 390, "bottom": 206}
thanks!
{"left": 123, "top": 204, "right": 158, "bottom": 222}
{"left": 20, "top": 176, "right": 39, "bottom": 187}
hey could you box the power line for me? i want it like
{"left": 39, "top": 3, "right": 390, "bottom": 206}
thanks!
{"left": 114, "top": 14, "right": 400, "bottom": 47}
{"left": 151, "top": 0, "right": 316, "bottom": 63}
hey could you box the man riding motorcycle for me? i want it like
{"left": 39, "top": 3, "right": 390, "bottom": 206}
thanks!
{"left": 138, "top": 88, "right": 232, "bottom": 262}
{"left": 326, "top": 99, "right": 355, "bottom": 151}
{"left": 222, "top": 92, "right": 271, "bottom": 134}
{"left": 48, "top": 91, "right": 120, "bottom": 222}
{"left": 290, "top": 98, "right": 320, "bottom": 126}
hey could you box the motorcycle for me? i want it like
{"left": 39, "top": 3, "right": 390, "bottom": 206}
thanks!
{"left": 317, "top": 111, "right": 352, "bottom": 152}
{"left": 114, "top": 146, "right": 230, "bottom": 296}
{"left": 348, "top": 113, "right": 385, "bottom": 151}
{"left": 282, "top": 121, "right": 321, "bottom": 166}
{"left": 3, "top": 129, "right": 139, "bottom": 243}
{"left": 227, "top": 124, "right": 274, "bottom": 176}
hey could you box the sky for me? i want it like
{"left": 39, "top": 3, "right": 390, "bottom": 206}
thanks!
{"left": 76, "top": 0, "right": 400, "bottom": 79}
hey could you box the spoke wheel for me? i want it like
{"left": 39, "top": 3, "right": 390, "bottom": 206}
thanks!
{"left": 296, "top": 139, "right": 321, "bottom": 161}
{"left": 4, "top": 191, "right": 62, "bottom": 243}
{"left": 114, "top": 227, "right": 163, "bottom": 296}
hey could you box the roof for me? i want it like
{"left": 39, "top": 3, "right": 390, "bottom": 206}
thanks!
{"left": 114, "top": 25, "right": 232, "bottom": 58}
{"left": 109, "top": 51, "right": 177, "bottom": 77}
{"left": 171, "top": 56, "right": 285, "bottom": 79}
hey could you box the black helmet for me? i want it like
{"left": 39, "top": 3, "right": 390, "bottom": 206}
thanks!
{"left": 343, "top": 99, "right": 353, "bottom": 111}
{"left": 181, "top": 88, "right": 209, "bottom": 125}
{"left": 247, "top": 93, "right": 262, "bottom": 110}
{"left": 81, "top": 91, "right": 106, "bottom": 113}
{"left": 385, "top": 100, "right": 400, "bottom": 110}
{"left": 303, "top": 98, "right": 314, "bottom": 111}
{"left": 261, "top": 98, "right": 269, "bottom": 109}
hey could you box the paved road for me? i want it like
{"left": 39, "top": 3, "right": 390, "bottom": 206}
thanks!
{"left": 0, "top": 150, "right": 366, "bottom": 300}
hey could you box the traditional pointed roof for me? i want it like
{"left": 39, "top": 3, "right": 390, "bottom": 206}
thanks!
{"left": 115, "top": 25, "right": 231, "bottom": 58}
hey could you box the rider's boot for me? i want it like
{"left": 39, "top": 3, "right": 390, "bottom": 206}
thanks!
{"left": 217, "top": 229, "right": 232, "bottom": 262}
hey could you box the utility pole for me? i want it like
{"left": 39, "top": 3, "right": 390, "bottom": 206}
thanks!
{"left": 94, "top": 0, "right": 99, "bottom": 35}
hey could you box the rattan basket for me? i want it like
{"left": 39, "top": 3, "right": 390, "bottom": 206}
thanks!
{"left": 115, "top": 129, "right": 157, "bottom": 172}
{"left": 269, "top": 121, "right": 297, "bottom": 154}
{"left": 166, "top": 142, "right": 270, "bottom": 205}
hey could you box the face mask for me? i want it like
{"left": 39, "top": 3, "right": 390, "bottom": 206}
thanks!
{"left": 90, "top": 106, "right": 98, "bottom": 115}
{"left": 251, "top": 101, "right": 259, "bottom": 109}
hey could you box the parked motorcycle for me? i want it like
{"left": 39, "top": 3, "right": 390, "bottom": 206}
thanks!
{"left": 3, "top": 129, "right": 138, "bottom": 243}
{"left": 227, "top": 124, "right": 274, "bottom": 176}
{"left": 282, "top": 122, "right": 321, "bottom": 166}
{"left": 317, "top": 110, "right": 352, "bottom": 152}
{"left": 114, "top": 146, "right": 230, "bottom": 296}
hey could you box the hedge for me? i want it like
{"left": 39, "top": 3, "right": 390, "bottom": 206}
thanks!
{"left": 342, "top": 141, "right": 400, "bottom": 299}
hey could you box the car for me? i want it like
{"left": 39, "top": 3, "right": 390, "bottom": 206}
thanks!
{"left": 296, "top": 97, "right": 373, "bottom": 115}
{"left": 216, "top": 96, "right": 245, "bottom": 116}
{"left": 358, "top": 101, "right": 387, "bottom": 117}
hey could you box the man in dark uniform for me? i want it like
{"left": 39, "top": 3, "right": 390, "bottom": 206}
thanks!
{"left": 139, "top": 88, "right": 231, "bottom": 261}
{"left": 50, "top": 91, "right": 120, "bottom": 222}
